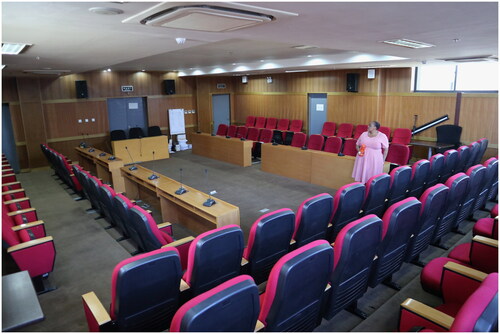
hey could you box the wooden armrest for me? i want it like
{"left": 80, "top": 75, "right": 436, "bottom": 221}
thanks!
{"left": 82, "top": 292, "right": 112, "bottom": 326}
{"left": 3, "top": 173, "right": 15, "bottom": 177}
{"left": 290, "top": 239, "right": 296, "bottom": 246}
{"left": 4, "top": 197, "right": 30, "bottom": 205}
{"left": 164, "top": 236, "right": 195, "bottom": 248}
{"left": 11, "top": 220, "right": 45, "bottom": 231}
{"left": 325, "top": 283, "right": 331, "bottom": 292}
{"left": 180, "top": 279, "right": 190, "bottom": 292}
{"left": 146, "top": 209, "right": 152, "bottom": 214}
{"left": 157, "top": 222, "right": 172, "bottom": 229}
{"left": 241, "top": 258, "right": 249, "bottom": 266}
{"left": 7, "top": 236, "right": 54, "bottom": 253}
{"left": 2, "top": 188, "right": 25, "bottom": 196}
{"left": 400, "top": 298, "right": 454, "bottom": 330}
{"left": 3, "top": 168, "right": 14, "bottom": 173}
{"left": 444, "top": 261, "right": 488, "bottom": 282}
{"left": 473, "top": 235, "right": 498, "bottom": 248}
{"left": 3, "top": 181, "right": 21, "bottom": 187}
{"left": 255, "top": 320, "right": 265, "bottom": 332}
{"left": 7, "top": 207, "right": 36, "bottom": 216}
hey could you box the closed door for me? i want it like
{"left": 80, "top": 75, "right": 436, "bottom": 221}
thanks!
{"left": 212, "top": 94, "right": 230, "bottom": 135}
{"left": 107, "top": 97, "right": 148, "bottom": 137}
{"left": 308, "top": 93, "right": 328, "bottom": 135}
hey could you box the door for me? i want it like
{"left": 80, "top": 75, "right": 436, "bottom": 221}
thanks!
{"left": 212, "top": 94, "right": 230, "bottom": 135}
{"left": 107, "top": 97, "right": 148, "bottom": 137}
{"left": 308, "top": 93, "right": 328, "bottom": 136}
{"left": 2, "top": 103, "right": 20, "bottom": 172}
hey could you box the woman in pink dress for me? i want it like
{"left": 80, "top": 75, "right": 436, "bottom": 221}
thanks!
{"left": 352, "top": 121, "right": 389, "bottom": 184}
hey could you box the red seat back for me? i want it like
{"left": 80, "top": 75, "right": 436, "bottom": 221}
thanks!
{"left": 323, "top": 136, "right": 342, "bottom": 154}
{"left": 353, "top": 124, "right": 368, "bottom": 139}
{"left": 245, "top": 116, "right": 256, "bottom": 127}
{"left": 307, "top": 134, "right": 324, "bottom": 151}
{"left": 290, "top": 132, "right": 306, "bottom": 148}
{"left": 277, "top": 119, "right": 289, "bottom": 131}
{"left": 337, "top": 123, "right": 354, "bottom": 138}
{"left": 391, "top": 128, "right": 412, "bottom": 145}
{"left": 265, "top": 117, "right": 278, "bottom": 129}
{"left": 321, "top": 122, "right": 336, "bottom": 136}
{"left": 289, "top": 119, "right": 303, "bottom": 132}
{"left": 216, "top": 124, "right": 228, "bottom": 136}
{"left": 254, "top": 117, "right": 266, "bottom": 128}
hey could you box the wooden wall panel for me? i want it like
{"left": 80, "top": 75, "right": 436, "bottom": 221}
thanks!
{"left": 328, "top": 95, "right": 380, "bottom": 127}
{"left": 8, "top": 104, "right": 25, "bottom": 142}
{"left": 2, "top": 77, "right": 19, "bottom": 101}
{"left": 195, "top": 76, "right": 235, "bottom": 133}
{"left": 147, "top": 96, "right": 197, "bottom": 129}
{"left": 460, "top": 94, "right": 498, "bottom": 145}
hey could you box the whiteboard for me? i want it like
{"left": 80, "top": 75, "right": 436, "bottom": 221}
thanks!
{"left": 168, "top": 109, "right": 185, "bottom": 135}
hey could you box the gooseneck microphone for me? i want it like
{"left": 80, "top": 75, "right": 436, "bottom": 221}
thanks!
{"left": 148, "top": 151, "right": 159, "bottom": 180}
{"left": 175, "top": 168, "right": 187, "bottom": 195}
{"left": 202, "top": 169, "right": 216, "bottom": 207}
{"left": 125, "top": 146, "right": 138, "bottom": 171}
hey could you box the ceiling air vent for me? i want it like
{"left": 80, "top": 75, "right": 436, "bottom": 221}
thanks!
{"left": 441, "top": 55, "right": 498, "bottom": 63}
{"left": 23, "top": 69, "right": 71, "bottom": 75}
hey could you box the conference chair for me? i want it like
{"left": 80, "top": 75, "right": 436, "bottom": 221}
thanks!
{"left": 465, "top": 141, "right": 481, "bottom": 171}
{"left": 400, "top": 266, "right": 497, "bottom": 332}
{"left": 183, "top": 225, "right": 244, "bottom": 297}
{"left": 321, "top": 122, "right": 336, "bottom": 137}
{"left": 72, "top": 165, "right": 89, "bottom": 201}
{"left": 361, "top": 173, "right": 391, "bottom": 217}
{"left": 368, "top": 197, "right": 421, "bottom": 290}
{"left": 426, "top": 153, "right": 445, "bottom": 188}
{"left": 147, "top": 126, "right": 162, "bottom": 137}
{"left": 455, "top": 145, "right": 470, "bottom": 173}
{"left": 404, "top": 184, "right": 448, "bottom": 266}
{"left": 245, "top": 116, "right": 256, "bottom": 127}
{"left": 353, "top": 124, "right": 368, "bottom": 139}
{"left": 330, "top": 183, "right": 366, "bottom": 240}
{"left": 226, "top": 125, "right": 237, "bottom": 138}
{"left": 235, "top": 126, "right": 248, "bottom": 138}
{"left": 3, "top": 202, "right": 44, "bottom": 238}
{"left": 293, "top": 193, "right": 333, "bottom": 248}
{"left": 435, "top": 124, "right": 462, "bottom": 151}
{"left": 271, "top": 130, "right": 284, "bottom": 145}
{"left": 254, "top": 116, "right": 266, "bottom": 129}
{"left": 391, "top": 128, "right": 412, "bottom": 145}
{"left": 82, "top": 248, "right": 183, "bottom": 332}
{"left": 110, "top": 130, "right": 127, "bottom": 141}
{"left": 257, "top": 240, "right": 333, "bottom": 332}
{"left": 307, "top": 134, "right": 325, "bottom": 150}
{"left": 289, "top": 119, "right": 303, "bottom": 132}
{"left": 3, "top": 172, "right": 16, "bottom": 183}
{"left": 342, "top": 138, "right": 357, "bottom": 156}
{"left": 215, "top": 123, "right": 228, "bottom": 136}
{"left": 128, "top": 127, "right": 144, "bottom": 139}
{"left": 407, "top": 159, "right": 430, "bottom": 198}
{"left": 265, "top": 117, "right": 277, "bottom": 129}
{"left": 453, "top": 164, "right": 486, "bottom": 232}
{"left": 245, "top": 127, "right": 260, "bottom": 141}
{"left": 276, "top": 118, "right": 289, "bottom": 131}
{"left": 379, "top": 126, "right": 391, "bottom": 140}
{"left": 386, "top": 166, "right": 412, "bottom": 208}
{"left": 336, "top": 123, "right": 354, "bottom": 138}
{"left": 439, "top": 149, "right": 459, "bottom": 183}
{"left": 242, "top": 209, "right": 295, "bottom": 285}
{"left": 323, "top": 136, "right": 342, "bottom": 154}
{"left": 169, "top": 275, "right": 260, "bottom": 332}
{"left": 324, "top": 215, "right": 382, "bottom": 320}
{"left": 385, "top": 144, "right": 410, "bottom": 166}
{"left": 290, "top": 132, "right": 307, "bottom": 148}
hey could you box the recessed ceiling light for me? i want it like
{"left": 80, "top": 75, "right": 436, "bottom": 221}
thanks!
{"left": 285, "top": 69, "right": 308, "bottom": 73}
{"left": 107, "top": 68, "right": 111, "bottom": 72}
{"left": 382, "top": 38, "right": 435, "bottom": 49}
{"left": 175, "top": 37, "right": 186, "bottom": 44}
{"left": 2, "top": 43, "right": 32, "bottom": 55}
{"left": 292, "top": 45, "right": 318, "bottom": 50}
{"left": 89, "top": 7, "right": 124, "bottom": 15}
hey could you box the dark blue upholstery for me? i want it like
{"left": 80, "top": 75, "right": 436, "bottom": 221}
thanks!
{"left": 426, "top": 154, "right": 444, "bottom": 188}
{"left": 387, "top": 166, "right": 412, "bottom": 208}
{"left": 294, "top": 193, "right": 333, "bottom": 247}
{"left": 407, "top": 160, "right": 430, "bottom": 198}
{"left": 361, "top": 174, "right": 391, "bottom": 217}
{"left": 330, "top": 182, "right": 365, "bottom": 240}
{"left": 112, "top": 194, "right": 134, "bottom": 238}
{"left": 476, "top": 138, "right": 489, "bottom": 165}
{"left": 97, "top": 185, "right": 116, "bottom": 226}
{"left": 147, "top": 126, "right": 162, "bottom": 137}
{"left": 128, "top": 127, "right": 144, "bottom": 139}
{"left": 128, "top": 206, "right": 171, "bottom": 252}
{"left": 465, "top": 141, "right": 480, "bottom": 171}
{"left": 453, "top": 165, "right": 486, "bottom": 231}
{"left": 476, "top": 158, "right": 498, "bottom": 209}
{"left": 110, "top": 129, "right": 127, "bottom": 141}
{"left": 440, "top": 149, "right": 459, "bottom": 183}
{"left": 456, "top": 145, "right": 471, "bottom": 173}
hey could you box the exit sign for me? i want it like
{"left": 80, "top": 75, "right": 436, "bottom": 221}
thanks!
{"left": 121, "top": 85, "right": 134, "bottom": 92}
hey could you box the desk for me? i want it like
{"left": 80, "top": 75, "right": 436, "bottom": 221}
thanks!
{"left": 112, "top": 136, "right": 169, "bottom": 164}
{"left": 190, "top": 133, "right": 254, "bottom": 167}
{"left": 75, "top": 147, "right": 125, "bottom": 192}
{"left": 261, "top": 144, "right": 390, "bottom": 189}
{"left": 2, "top": 271, "right": 45, "bottom": 331}
{"left": 410, "top": 140, "right": 455, "bottom": 159}
{"left": 121, "top": 165, "right": 240, "bottom": 235}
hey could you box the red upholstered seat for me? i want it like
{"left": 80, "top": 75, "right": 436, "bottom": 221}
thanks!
{"left": 321, "top": 122, "right": 336, "bottom": 136}
{"left": 342, "top": 138, "right": 357, "bottom": 156}
{"left": 336, "top": 123, "right": 354, "bottom": 138}
{"left": 386, "top": 144, "right": 410, "bottom": 166}
{"left": 129, "top": 205, "right": 174, "bottom": 250}
{"left": 215, "top": 124, "right": 228, "bottom": 136}
{"left": 473, "top": 218, "right": 497, "bottom": 239}
{"left": 290, "top": 132, "right": 307, "bottom": 148}
{"left": 391, "top": 128, "right": 412, "bottom": 145}
{"left": 226, "top": 125, "right": 237, "bottom": 137}
{"left": 254, "top": 117, "right": 266, "bottom": 129}
{"left": 330, "top": 182, "right": 365, "bottom": 240}
{"left": 246, "top": 127, "right": 260, "bottom": 141}
{"left": 379, "top": 126, "right": 391, "bottom": 140}
{"left": 245, "top": 116, "right": 256, "bottom": 127}
{"left": 492, "top": 204, "right": 498, "bottom": 218}
{"left": 293, "top": 193, "right": 333, "bottom": 248}
{"left": 276, "top": 118, "right": 289, "bottom": 131}
{"left": 407, "top": 159, "right": 430, "bottom": 198}
{"left": 361, "top": 173, "right": 391, "bottom": 217}
{"left": 265, "top": 117, "right": 277, "bottom": 129}
{"left": 289, "top": 119, "right": 303, "bottom": 132}
{"left": 323, "top": 136, "right": 342, "bottom": 154}
{"left": 353, "top": 124, "right": 368, "bottom": 139}
{"left": 307, "top": 134, "right": 324, "bottom": 151}
{"left": 235, "top": 126, "right": 248, "bottom": 138}
{"left": 386, "top": 166, "right": 412, "bottom": 208}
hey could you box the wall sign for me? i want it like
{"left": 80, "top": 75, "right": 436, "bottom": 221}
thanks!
{"left": 121, "top": 85, "right": 134, "bottom": 92}
{"left": 216, "top": 83, "right": 226, "bottom": 89}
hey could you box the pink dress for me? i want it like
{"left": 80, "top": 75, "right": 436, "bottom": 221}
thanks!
{"left": 352, "top": 131, "right": 389, "bottom": 184}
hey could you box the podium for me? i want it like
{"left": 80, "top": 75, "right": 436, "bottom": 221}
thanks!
{"left": 112, "top": 136, "right": 169, "bottom": 164}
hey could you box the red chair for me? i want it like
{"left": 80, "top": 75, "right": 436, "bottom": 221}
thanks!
{"left": 353, "top": 124, "right": 368, "bottom": 139}
{"left": 391, "top": 128, "right": 412, "bottom": 145}
{"left": 258, "top": 129, "right": 273, "bottom": 143}
{"left": 307, "top": 134, "right": 324, "bottom": 151}
{"left": 226, "top": 125, "right": 237, "bottom": 138}
{"left": 379, "top": 126, "right": 391, "bottom": 140}
{"left": 290, "top": 132, "right": 307, "bottom": 148}
{"left": 245, "top": 116, "right": 256, "bottom": 127}
{"left": 276, "top": 118, "right": 289, "bottom": 131}
{"left": 386, "top": 144, "right": 410, "bottom": 166}
{"left": 336, "top": 123, "right": 354, "bottom": 138}
{"left": 215, "top": 124, "right": 228, "bottom": 136}
{"left": 288, "top": 119, "right": 303, "bottom": 132}
{"left": 265, "top": 117, "right": 277, "bottom": 129}
{"left": 245, "top": 127, "right": 260, "bottom": 141}
{"left": 321, "top": 122, "right": 336, "bottom": 137}
{"left": 342, "top": 138, "right": 357, "bottom": 156}
{"left": 473, "top": 217, "right": 497, "bottom": 239}
{"left": 254, "top": 117, "right": 266, "bottom": 129}
{"left": 323, "top": 136, "right": 342, "bottom": 154}
{"left": 235, "top": 126, "right": 248, "bottom": 139}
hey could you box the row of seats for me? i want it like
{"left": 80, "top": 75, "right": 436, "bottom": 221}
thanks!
{"left": 320, "top": 122, "right": 412, "bottom": 144}
{"left": 244, "top": 116, "right": 303, "bottom": 132}
{"left": 2, "top": 155, "right": 57, "bottom": 293}
{"left": 110, "top": 125, "right": 162, "bottom": 141}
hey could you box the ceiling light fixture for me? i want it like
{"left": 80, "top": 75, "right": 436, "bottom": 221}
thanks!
{"left": 285, "top": 69, "right": 308, "bottom": 73}
{"left": 292, "top": 45, "right": 318, "bottom": 50}
{"left": 89, "top": 7, "right": 124, "bottom": 15}
{"left": 382, "top": 38, "right": 435, "bottom": 49}
{"left": 175, "top": 37, "right": 186, "bottom": 44}
{"left": 2, "top": 43, "right": 32, "bottom": 55}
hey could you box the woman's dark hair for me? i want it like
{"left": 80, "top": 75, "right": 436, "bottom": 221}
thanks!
{"left": 370, "top": 121, "right": 381, "bottom": 130}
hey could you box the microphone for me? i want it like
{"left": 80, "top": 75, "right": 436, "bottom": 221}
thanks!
{"left": 139, "top": 135, "right": 143, "bottom": 157}
{"left": 99, "top": 152, "right": 106, "bottom": 157}
{"left": 87, "top": 134, "right": 95, "bottom": 152}
{"left": 202, "top": 169, "right": 216, "bottom": 207}
{"left": 125, "top": 146, "right": 137, "bottom": 171}
{"left": 148, "top": 151, "right": 159, "bottom": 180}
{"left": 79, "top": 133, "right": 88, "bottom": 148}
{"left": 175, "top": 168, "right": 187, "bottom": 195}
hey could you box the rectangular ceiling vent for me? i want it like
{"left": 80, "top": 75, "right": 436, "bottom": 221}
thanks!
{"left": 123, "top": 2, "right": 298, "bottom": 32}
{"left": 23, "top": 69, "right": 71, "bottom": 75}
{"left": 441, "top": 55, "right": 498, "bottom": 63}
{"left": 382, "top": 38, "right": 435, "bottom": 49}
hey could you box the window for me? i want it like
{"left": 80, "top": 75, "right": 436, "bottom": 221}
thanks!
{"left": 415, "top": 62, "right": 498, "bottom": 92}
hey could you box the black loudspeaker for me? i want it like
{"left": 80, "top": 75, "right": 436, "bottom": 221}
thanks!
{"left": 346, "top": 73, "right": 359, "bottom": 92}
{"left": 75, "top": 80, "right": 88, "bottom": 99}
{"left": 164, "top": 79, "right": 176, "bottom": 95}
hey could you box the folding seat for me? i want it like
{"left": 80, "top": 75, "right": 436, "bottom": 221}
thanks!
{"left": 245, "top": 116, "right": 256, "bottom": 127}
{"left": 293, "top": 193, "right": 333, "bottom": 248}
{"left": 336, "top": 123, "right": 354, "bottom": 138}
{"left": 485, "top": 158, "right": 498, "bottom": 201}
{"left": 2, "top": 185, "right": 26, "bottom": 201}
{"left": 421, "top": 236, "right": 498, "bottom": 295}
{"left": 361, "top": 173, "right": 391, "bottom": 217}
{"left": 3, "top": 200, "right": 39, "bottom": 227}
{"left": 379, "top": 126, "right": 391, "bottom": 140}
{"left": 492, "top": 204, "right": 498, "bottom": 217}
{"left": 3, "top": 191, "right": 32, "bottom": 211}
{"left": 431, "top": 173, "right": 469, "bottom": 248}
{"left": 368, "top": 197, "right": 421, "bottom": 290}
{"left": 111, "top": 193, "right": 135, "bottom": 240}
{"left": 242, "top": 209, "right": 295, "bottom": 284}
{"left": 400, "top": 266, "right": 498, "bottom": 332}
{"left": 147, "top": 125, "right": 162, "bottom": 137}
{"left": 307, "top": 134, "right": 324, "bottom": 151}
{"left": 215, "top": 123, "right": 228, "bottom": 136}
{"left": 324, "top": 215, "right": 383, "bottom": 320}
{"left": 290, "top": 132, "right": 307, "bottom": 148}
{"left": 235, "top": 126, "right": 248, "bottom": 138}
{"left": 353, "top": 124, "right": 368, "bottom": 139}
{"left": 426, "top": 153, "right": 444, "bottom": 188}
{"left": 3, "top": 203, "right": 45, "bottom": 239}
{"left": 473, "top": 217, "right": 497, "bottom": 240}
{"left": 342, "top": 138, "right": 358, "bottom": 156}
{"left": 465, "top": 141, "right": 481, "bottom": 171}
{"left": 407, "top": 159, "right": 430, "bottom": 198}
{"left": 391, "top": 128, "right": 412, "bottom": 145}
{"left": 82, "top": 248, "right": 183, "bottom": 332}
{"left": 385, "top": 144, "right": 410, "bottom": 166}
{"left": 330, "top": 182, "right": 365, "bottom": 240}
{"left": 265, "top": 117, "right": 277, "bottom": 129}
{"left": 2, "top": 172, "right": 17, "bottom": 183}
{"left": 439, "top": 149, "right": 459, "bottom": 183}
{"left": 252, "top": 128, "right": 273, "bottom": 158}
{"left": 183, "top": 225, "right": 244, "bottom": 297}
{"left": 170, "top": 275, "right": 260, "bottom": 332}
{"left": 110, "top": 129, "right": 127, "bottom": 141}
{"left": 453, "top": 164, "right": 486, "bottom": 232}
{"left": 472, "top": 157, "right": 497, "bottom": 212}
{"left": 455, "top": 145, "right": 470, "bottom": 173}
{"left": 386, "top": 166, "right": 412, "bottom": 208}
{"left": 323, "top": 136, "right": 342, "bottom": 154}
{"left": 254, "top": 116, "right": 266, "bottom": 129}
{"left": 476, "top": 137, "right": 489, "bottom": 164}
{"left": 245, "top": 127, "right": 260, "bottom": 141}
{"left": 404, "top": 184, "right": 449, "bottom": 266}
{"left": 128, "top": 127, "right": 144, "bottom": 139}
{"left": 258, "top": 240, "right": 333, "bottom": 332}
{"left": 276, "top": 118, "right": 289, "bottom": 131}
{"left": 97, "top": 184, "right": 119, "bottom": 229}
{"left": 289, "top": 119, "right": 303, "bottom": 132}
{"left": 88, "top": 176, "right": 105, "bottom": 217}
{"left": 226, "top": 124, "right": 237, "bottom": 137}
{"left": 72, "top": 165, "right": 90, "bottom": 202}
{"left": 320, "top": 121, "right": 336, "bottom": 137}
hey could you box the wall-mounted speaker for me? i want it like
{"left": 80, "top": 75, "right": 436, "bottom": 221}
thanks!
{"left": 346, "top": 73, "right": 359, "bottom": 92}
{"left": 164, "top": 79, "right": 176, "bottom": 95}
{"left": 75, "top": 80, "right": 88, "bottom": 99}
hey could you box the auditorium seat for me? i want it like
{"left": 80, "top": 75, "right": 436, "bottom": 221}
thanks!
{"left": 439, "top": 149, "right": 459, "bottom": 183}
{"left": 276, "top": 118, "right": 289, "bottom": 131}
{"left": 436, "top": 124, "right": 462, "bottom": 152}
{"left": 323, "top": 136, "right": 342, "bottom": 154}
{"left": 128, "top": 127, "right": 144, "bottom": 139}
{"left": 215, "top": 124, "right": 228, "bottom": 136}
{"left": 455, "top": 145, "right": 470, "bottom": 173}
{"left": 170, "top": 275, "right": 260, "bottom": 332}
{"left": 265, "top": 117, "right": 277, "bottom": 129}
{"left": 289, "top": 119, "right": 303, "bottom": 132}
{"left": 226, "top": 125, "right": 237, "bottom": 138}
{"left": 486, "top": 158, "right": 498, "bottom": 202}
{"left": 245, "top": 116, "right": 256, "bottom": 127}
{"left": 111, "top": 193, "right": 135, "bottom": 240}
{"left": 336, "top": 123, "right": 354, "bottom": 138}
{"left": 353, "top": 124, "right": 368, "bottom": 139}
{"left": 271, "top": 130, "right": 284, "bottom": 145}
{"left": 479, "top": 158, "right": 498, "bottom": 206}
{"left": 472, "top": 158, "right": 497, "bottom": 212}
{"left": 307, "top": 134, "right": 325, "bottom": 151}
{"left": 361, "top": 173, "right": 391, "bottom": 217}
{"left": 321, "top": 122, "right": 336, "bottom": 137}
{"left": 235, "top": 126, "right": 248, "bottom": 139}
{"left": 329, "top": 182, "right": 365, "bottom": 240}
{"left": 293, "top": 193, "right": 333, "bottom": 248}
{"left": 368, "top": 197, "right": 421, "bottom": 290}
{"left": 426, "top": 153, "right": 444, "bottom": 188}
{"left": 386, "top": 166, "right": 412, "bottom": 208}
{"left": 3, "top": 203, "right": 44, "bottom": 238}
{"left": 147, "top": 126, "right": 162, "bottom": 137}
{"left": 453, "top": 165, "right": 486, "bottom": 233}
{"left": 342, "top": 138, "right": 358, "bottom": 156}
{"left": 82, "top": 248, "right": 183, "bottom": 332}
{"left": 324, "top": 215, "right": 382, "bottom": 320}
{"left": 258, "top": 240, "right": 333, "bottom": 332}
{"left": 290, "top": 132, "right": 307, "bottom": 148}
{"left": 110, "top": 129, "right": 126, "bottom": 141}
{"left": 259, "top": 128, "right": 273, "bottom": 143}
{"left": 183, "top": 225, "right": 244, "bottom": 297}
{"left": 465, "top": 141, "right": 481, "bottom": 171}
{"left": 404, "top": 184, "right": 449, "bottom": 266}
{"left": 379, "top": 126, "right": 391, "bottom": 140}
{"left": 385, "top": 144, "right": 410, "bottom": 166}
{"left": 242, "top": 209, "right": 295, "bottom": 284}
{"left": 407, "top": 159, "right": 430, "bottom": 198}
{"left": 88, "top": 176, "right": 105, "bottom": 218}
{"left": 391, "top": 128, "right": 412, "bottom": 145}
{"left": 97, "top": 184, "right": 118, "bottom": 229}
{"left": 245, "top": 127, "right": 260, "bottom": 141}
{"left": 254, "top": 117, "right": 266, "bottom": 129}
{"left": 476, "top": 137, "right": 489, "bottom": 164}
{"left": 473, "top": 217, "right": 498, "bottom": 240}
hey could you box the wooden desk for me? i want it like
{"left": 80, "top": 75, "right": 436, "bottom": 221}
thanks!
{"left": 121, "top": 165, "right": 240, "bottom": 235}
{"left": 75, "top": 146, "right": 125, "bottom": 192}
{"left": 410, "top": 140, "right": 455, "bottom": 159}
{"left": 261, "top": 144, "right": 390, "bottom": 189}
{"left": 112, "top": 136, "right": 169, "bottom": 164}
{"left": 2, "top": 271, "right": 44, "bottom": 331}
{"left": 190, "top": 133, "right": 253, "bottom": 167}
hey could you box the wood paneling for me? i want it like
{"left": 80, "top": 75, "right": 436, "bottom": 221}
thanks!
{"left": 460, "top": 94, "right": 498, "bottom": 145}
{"left": 2, "top": 77, "right": 19, "bottom": 101}
{"left": 328, "top": 94, "right": 379, "bottom": 127}
{"left": 147, "top": 96, "right": 197, "bottom": 129}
